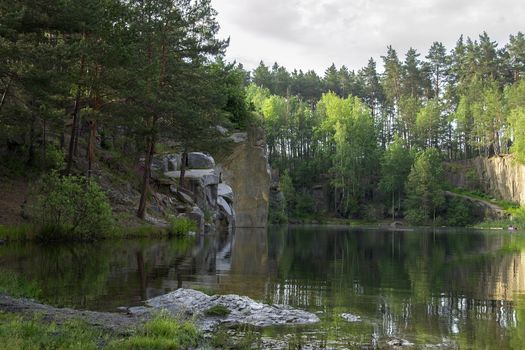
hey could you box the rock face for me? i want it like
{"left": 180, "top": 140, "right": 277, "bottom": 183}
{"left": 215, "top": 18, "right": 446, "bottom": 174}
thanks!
{"left": 216, "top": 126, "right": 271, "bottom": 228}
{"left": 131, "top": 288, "right": 319, "bottom": 330}
{"left": 445, "top": 156, "right": 525, "bottom": 206}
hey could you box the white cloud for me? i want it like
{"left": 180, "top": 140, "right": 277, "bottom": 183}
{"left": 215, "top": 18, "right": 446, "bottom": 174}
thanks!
{"left": 211, "top": 0, "right": 525, "bottom": 74}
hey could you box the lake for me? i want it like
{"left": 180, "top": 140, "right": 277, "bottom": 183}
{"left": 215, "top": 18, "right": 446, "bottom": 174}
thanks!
{"left": 1, "top": 226, "right": 524, "bottom": 349}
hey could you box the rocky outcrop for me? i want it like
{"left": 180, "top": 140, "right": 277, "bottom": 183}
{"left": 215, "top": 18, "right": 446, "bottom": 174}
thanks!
{"left": 129, "top": 288, "right": 319, "bottom": 331}
{"left": 216, "top": 127, "right": 271, "bottom": 228}
{"left": 445, "top": 155, "right": 525, "bottom": 206}
{"left": 444, "top": 191, "right": 508, "bottom": 220}
{"left": 151, "top": 152, "right": 235, "bottom": 233}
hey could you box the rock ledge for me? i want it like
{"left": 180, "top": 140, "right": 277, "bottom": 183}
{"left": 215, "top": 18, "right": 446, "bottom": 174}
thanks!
{"left": 130, "top": 288, "right": 319, "bottom": 330}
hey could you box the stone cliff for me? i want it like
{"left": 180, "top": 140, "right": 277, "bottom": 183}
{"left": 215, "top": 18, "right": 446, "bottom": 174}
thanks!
{"left": 445, "top": 155, "right": 525, "bottom": 206}
{"left": 216, "top": 127, "right": 271, "bottom": 228}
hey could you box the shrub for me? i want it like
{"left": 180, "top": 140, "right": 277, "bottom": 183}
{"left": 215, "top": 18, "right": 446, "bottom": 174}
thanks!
{"left": 509, "top": 207, "right": 525, "bottom": 228}
{"left": 405, "top": 208, "right": 427, "bottom": 226}
{"left": 443, "top": 197, "right": 477, "bottom": 227}
{"left": 30, "top": 173, "right": 113, "bottom": 241}
{"left": 168, "top": 217, "right": 197, "bottom": 237}
{"left": 42, "top": 146, "right": 65, "bottom": 171}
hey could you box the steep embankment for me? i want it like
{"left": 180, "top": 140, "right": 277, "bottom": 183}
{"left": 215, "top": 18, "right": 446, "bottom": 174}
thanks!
{"left": 445, "top": 155, "right": 525, "bottom": 206}
{"left": 216, "top": 126, "right": 271, "bottom": 228}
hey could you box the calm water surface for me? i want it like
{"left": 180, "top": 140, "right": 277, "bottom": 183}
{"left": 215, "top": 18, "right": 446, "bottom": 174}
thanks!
{"left": 1, "top": 226, "right": 525, "bottom": 349}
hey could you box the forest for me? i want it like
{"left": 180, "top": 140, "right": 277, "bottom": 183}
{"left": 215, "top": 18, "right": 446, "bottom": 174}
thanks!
{"left": 0, "top": 0, "right": 250, "bottom": 234}
{"left": 1, "top": 1, "right": 525, "bottom": 232}
{"left": 248, "top": 33, "right": 525, "bottom": 225}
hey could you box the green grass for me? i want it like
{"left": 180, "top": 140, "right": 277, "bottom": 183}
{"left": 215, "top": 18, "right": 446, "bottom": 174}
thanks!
{"left": 168, "top": 217, "right": 197, "bottom": 237}
{"left": 107, "top": 313, "right": 201, "bottom": 350}
{"left": 0, "top": 312, "right": 111, "bottom": 350}
{"left": 0, "top": 311, "right": 202, "bottom": 350}
{"left": 448, "top": 187, "right": 520, "bottom": 211}
{"left": 0, "top": 222, "right": 171, "bottom": 242}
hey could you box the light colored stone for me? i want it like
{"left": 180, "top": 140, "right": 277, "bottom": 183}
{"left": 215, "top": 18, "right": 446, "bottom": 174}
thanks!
{"left": 340, "top": 313, "right": 361, "bottom": 322}
{"left": 218, "top": 196, "right": 233, "bottom": 216}
{"left": 135, "top": 288, "right": 319, "bottom": 330}
{"left": 218, "top": 183, "right": 234, "bottom": 202}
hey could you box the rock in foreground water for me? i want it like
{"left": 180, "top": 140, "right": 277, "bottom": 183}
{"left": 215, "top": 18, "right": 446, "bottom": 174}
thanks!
{"left": 130, "top": 288, "right": 319, "bottom": 330}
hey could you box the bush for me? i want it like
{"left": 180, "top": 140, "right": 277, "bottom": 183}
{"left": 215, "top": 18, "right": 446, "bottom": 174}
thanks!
{"left": 30, "top": 173, "right": 113, "bottom": 241}
{"left": 168, "top": 217, "right": 197, "bottom": 237}
{"left": 443, "top": 197, "right": 477, "bottom": 227}
{"left": 509, "top": 207, "right": 525, "bottom": 228}
{"left": 405, "top": 208, "right": 427, "bottom": 226}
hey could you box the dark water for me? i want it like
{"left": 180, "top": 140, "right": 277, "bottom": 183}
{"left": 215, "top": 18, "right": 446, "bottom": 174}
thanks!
{"left": 1, "top": 226, "right": 525, "bottom": 349}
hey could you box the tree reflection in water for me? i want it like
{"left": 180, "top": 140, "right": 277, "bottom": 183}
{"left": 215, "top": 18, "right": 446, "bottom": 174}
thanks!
{"left": 1, "top": 227, "right": 525, "bottom": 348}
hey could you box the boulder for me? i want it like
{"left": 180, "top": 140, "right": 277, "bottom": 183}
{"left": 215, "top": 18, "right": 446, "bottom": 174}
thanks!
{"left": 131, "top": 288, "right": 319, "bottom": 330}
{"left": 218, "top": 183, "right": 234, "bottom": 202}
{"left": 151, "top": 154, "right": 181, "bottom": 173}
{"left": 188, "top": 152, "right": 215, "bottom": 169}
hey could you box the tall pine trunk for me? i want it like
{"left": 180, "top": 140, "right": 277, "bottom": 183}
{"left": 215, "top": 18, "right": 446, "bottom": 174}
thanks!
{"left": 137, "top": 133, "right": 156, "bottom": 219}
{"left": 87, "top": 120, "right": 96, "bottom": 178}
{"left": 66, "top": 55, "right": 85, "bottom": 175}
{"left": 178, "top": 150, "right": 188, "bottom": 190}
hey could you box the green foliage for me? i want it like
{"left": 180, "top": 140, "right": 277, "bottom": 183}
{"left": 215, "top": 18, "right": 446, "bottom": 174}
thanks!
{"left": 508, "top": 107, "right": 525, "bottom": 163}
{"left": 41, "top": 146, "right": 65, "bottom": 172}
{"left": 318, "top": 92, "right": 379, "bottom": 217}
{"left": 442, "top": 197, "right": 477, "bottom": 227}
{"left": 509, "top": 207, "right": 525, "bottom": 227}
{"left": 204, "top": 304, "right": 231, "bottom": 316}
{"left": 280, "top": 170, "right": 295, "bottom": 214}
{"left": 168, "top": 217, "right": 197, "bottom": 237}
{"left": 379, "top": 136, "right": 414, "bottom": 219}
{"left": 31, "top": 173, "right": 114, "bottom": 241}
{"left": 405, "top": 148, "right": 446, "bottom": 225}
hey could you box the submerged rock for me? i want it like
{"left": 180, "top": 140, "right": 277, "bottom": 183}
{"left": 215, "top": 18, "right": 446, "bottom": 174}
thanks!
{"left": 130, "top": 288, "right": 319, "bottom": 331}
{"left": 386, "top": 338, "right": 415, "bottom": 347}
{"left": 340, "top": 313, "right": 361, "bottom": 322}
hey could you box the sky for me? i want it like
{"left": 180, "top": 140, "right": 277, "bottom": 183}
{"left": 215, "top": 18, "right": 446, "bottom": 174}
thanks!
{"left": 210, "top": 0, "right": 525, "bottom": 74}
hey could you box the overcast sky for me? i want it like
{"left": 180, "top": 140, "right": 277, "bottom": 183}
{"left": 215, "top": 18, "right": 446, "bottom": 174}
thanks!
{"left": 210, "top": 0, "right": 525, "bottom": 74}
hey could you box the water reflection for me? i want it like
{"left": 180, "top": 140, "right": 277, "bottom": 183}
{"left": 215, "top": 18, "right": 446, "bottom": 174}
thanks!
{"left": 1, "top": 226, "right": 525, "bottom": 348}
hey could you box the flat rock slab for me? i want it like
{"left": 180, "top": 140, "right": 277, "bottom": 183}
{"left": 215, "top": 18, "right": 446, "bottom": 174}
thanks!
{"left": 130, "top": 288, "right": 319, "bottom": 331}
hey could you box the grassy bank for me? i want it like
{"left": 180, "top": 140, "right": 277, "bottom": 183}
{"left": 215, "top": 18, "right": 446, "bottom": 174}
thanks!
{"left": 0, "top": 311, "right": 202, "bottom": 350}
{"left": 0, "top": 223, "right": 170, "bottom": 243}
